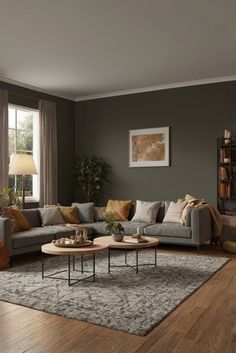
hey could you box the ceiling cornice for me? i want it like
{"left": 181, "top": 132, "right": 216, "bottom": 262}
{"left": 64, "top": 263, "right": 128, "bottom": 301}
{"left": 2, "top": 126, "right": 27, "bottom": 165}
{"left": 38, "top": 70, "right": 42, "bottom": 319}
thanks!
{"left": 75, "top": 75, "right": 236, "bottom": 101}
{"left": 1, "top": 74, "right": 236, "bottom": 103}
{"left": 0, "top": 76, "right": 75, "bottom": 101}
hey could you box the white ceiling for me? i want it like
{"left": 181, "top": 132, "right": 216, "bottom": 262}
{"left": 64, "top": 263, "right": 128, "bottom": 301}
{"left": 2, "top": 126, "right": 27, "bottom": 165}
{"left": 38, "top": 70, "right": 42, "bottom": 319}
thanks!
{"left": 0, "top": 0, "right": 236, "bottom": 101}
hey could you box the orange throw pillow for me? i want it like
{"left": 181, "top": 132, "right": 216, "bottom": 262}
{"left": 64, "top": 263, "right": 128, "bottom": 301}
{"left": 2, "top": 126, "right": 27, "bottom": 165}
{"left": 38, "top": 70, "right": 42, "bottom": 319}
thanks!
{"left": 2, "top": 206, "right": 31, "bottom": 232}
{"left": 105, "top": 200, "right": 133, "bottom": 221}
{"left": 0, "top": 240, "right": 9, "bottom": 269}
{"left": 59, "top": 207, "right": 80, "bottom": 224}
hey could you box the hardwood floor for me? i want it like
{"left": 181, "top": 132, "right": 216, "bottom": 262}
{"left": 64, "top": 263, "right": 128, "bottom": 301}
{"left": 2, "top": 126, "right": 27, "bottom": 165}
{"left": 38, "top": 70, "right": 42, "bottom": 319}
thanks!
{"left": 0, "top": 245, "right": 236, "bottom": 353}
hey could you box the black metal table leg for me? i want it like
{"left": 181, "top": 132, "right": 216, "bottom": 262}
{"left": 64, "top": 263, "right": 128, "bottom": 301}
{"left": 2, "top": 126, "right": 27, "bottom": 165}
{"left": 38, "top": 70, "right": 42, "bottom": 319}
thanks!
{"left": 155, "top": 246, "right": 157, "bottom": 267}
{"left": 68, "top": 255, "right": 71, "bottom": 286}
{"left": 93, "top": 253, "right": 95, "bottom": 282}
{"left": 108, "top": 248, "right": 111, "bottom": 274}
{"left": 41, "top": 252, "right": 44, "bottom": 279}
{"left": 81, "top": 254, "right": 84, "bottom": 274}
{"left": 125, "top": 248, "right": 127, "bottom": 264}
{"left": 136, "top": 249, "right": 139, "bottom": 274}
{"left": 73, "top": 256, "right": 75, "bottom": 270}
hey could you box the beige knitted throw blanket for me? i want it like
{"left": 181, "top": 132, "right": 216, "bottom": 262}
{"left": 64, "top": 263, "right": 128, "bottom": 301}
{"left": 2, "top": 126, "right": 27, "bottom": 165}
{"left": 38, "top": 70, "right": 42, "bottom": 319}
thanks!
{"left": 180, "top": 194, "right": 223, "bottom": 238}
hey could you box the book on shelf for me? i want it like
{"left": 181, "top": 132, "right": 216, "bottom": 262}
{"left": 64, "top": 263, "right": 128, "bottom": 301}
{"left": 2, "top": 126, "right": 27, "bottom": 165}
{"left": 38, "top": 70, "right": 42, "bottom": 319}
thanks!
{"left": 219, "top": 167, "right": 228, "bottom": 181}
{"left": 219, "top": 183, "right": 231, "bottom": 198}
{"left": 124, "top": 237, "right": 148, "bottom": 244}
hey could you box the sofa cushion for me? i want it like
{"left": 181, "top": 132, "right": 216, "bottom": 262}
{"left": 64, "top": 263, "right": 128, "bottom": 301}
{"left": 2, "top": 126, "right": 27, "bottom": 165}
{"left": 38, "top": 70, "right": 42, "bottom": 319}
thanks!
{"left": 86, "top": 222, "right": 107, "bottom": 235}
{"left": 163, "top": 201, "right": 187, "bottom": 223}
{"left": 22, "top": 209, "right": 41, "bottom": 227}
{"left": 58, "top": 207, "right": 80, "bottom": 224}
{"left": 132, "top": 200, "right": 161, "bottom": 223}
{"left": 156, "top": 202, "right": 165, "bottom": 223}
{"left": 55, "top": 225, "right": 94, "bottom": 237}
{"left": 88, "top": 221, "right": 151, "bottom": 236}
{"left": 39, "top": 208, "right": 65, "bottom": 226}
{"left": 72, "top": 202, "right": 95, "bottom": 223}
{"left": 2, "top": 206, "right": 31, "bottom": 232}
{"left": 144, "top": 223, "right": 192, "bottom": 238}
{"left": 94, "top": 207, "right": 106, "bottom": 222}
{"left": 117, "top": 221, "right": 151, "bottom": 235}
{"left": 105, "top": 200, "right": 133, "bottom": 221}
{"left": 12, "top": 227, "right": 56, "bottom": 249}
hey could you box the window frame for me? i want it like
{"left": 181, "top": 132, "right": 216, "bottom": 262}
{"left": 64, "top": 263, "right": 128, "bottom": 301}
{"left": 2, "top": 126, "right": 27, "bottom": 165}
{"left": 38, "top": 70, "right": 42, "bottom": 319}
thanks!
{"left": 8, "top": 104, "right": 40, "bottom": 203}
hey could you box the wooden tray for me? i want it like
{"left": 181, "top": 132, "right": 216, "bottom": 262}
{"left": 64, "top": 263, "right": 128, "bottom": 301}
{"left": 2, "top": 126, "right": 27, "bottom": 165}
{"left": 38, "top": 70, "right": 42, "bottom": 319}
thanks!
{"left": 52, "top": 240, "right": 93, "bottom": 248}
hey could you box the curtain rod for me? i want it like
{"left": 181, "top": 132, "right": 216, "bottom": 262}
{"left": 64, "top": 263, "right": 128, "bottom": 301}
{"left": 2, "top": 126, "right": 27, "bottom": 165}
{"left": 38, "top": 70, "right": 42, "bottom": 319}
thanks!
{"left": 8, "top": 92, "right": 59, "bottom": 105}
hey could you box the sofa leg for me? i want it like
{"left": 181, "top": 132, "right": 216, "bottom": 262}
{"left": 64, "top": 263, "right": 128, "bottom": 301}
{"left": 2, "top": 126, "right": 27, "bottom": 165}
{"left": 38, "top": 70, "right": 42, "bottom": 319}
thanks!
{"left": 197, "top": 245, "right": 200, "bottom": 254}
{"left": 9, "top": 257, "right": 13, "bottom": 268}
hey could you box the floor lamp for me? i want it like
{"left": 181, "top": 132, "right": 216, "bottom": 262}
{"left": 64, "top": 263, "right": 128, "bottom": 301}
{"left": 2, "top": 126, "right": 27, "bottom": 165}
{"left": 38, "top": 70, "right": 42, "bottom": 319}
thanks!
{"left": 9, "top": 154, "right": 38, "bottom": 209}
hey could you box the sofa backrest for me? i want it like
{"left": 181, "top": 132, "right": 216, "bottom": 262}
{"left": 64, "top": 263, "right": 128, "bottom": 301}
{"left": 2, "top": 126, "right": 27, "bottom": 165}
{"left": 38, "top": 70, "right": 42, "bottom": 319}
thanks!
{"left": 21, "top": 209, "right": 41, "bottom": 227}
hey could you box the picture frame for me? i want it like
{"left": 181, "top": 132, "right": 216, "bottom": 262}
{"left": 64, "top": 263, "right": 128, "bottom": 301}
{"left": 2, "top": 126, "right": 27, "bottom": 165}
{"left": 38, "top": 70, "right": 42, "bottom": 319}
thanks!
{"left": 129, "top": 127, "right": 170, "bottom": 167}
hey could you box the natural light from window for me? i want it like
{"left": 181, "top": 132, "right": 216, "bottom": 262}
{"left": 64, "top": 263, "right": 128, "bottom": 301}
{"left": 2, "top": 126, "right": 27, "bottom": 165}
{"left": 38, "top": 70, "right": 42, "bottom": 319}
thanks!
{"left": 8, "top": 105, "right": 40, "bottom": 202}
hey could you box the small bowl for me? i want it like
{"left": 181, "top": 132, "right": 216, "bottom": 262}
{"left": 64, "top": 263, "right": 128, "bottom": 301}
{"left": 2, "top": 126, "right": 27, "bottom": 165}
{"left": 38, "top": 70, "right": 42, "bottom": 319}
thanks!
{"left": 112, "top": 234, "right": 124, "bottom": 242}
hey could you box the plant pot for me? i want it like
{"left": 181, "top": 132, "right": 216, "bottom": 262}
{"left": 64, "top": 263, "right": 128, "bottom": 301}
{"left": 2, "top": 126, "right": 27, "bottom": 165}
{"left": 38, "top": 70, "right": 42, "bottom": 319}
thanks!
{"left": 112, "top": 234, "right": 124, "bottom": 242}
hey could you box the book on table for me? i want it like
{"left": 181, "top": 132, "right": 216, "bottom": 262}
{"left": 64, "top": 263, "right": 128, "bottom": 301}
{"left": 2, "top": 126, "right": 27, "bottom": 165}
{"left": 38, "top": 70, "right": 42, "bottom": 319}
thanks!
{"left": 124, "top": 237, "right": 148, "bottom": 244}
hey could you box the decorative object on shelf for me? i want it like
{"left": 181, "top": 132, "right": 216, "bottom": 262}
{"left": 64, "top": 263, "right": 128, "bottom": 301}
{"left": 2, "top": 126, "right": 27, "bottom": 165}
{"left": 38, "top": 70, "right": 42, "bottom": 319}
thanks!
{"left": 129, "top": 127, "right": 170, "bottom": 167}
{"left": 104, "top": 211, "right": 124, "bottom": 242}
{"left": 9, "top": 154, "right": 37, "bottom": 208}
{"left": 74, "top": 156, "right": 111, "bottom": 202}
{"left": 224, "top": 129, "right": 231, "bottom": 144}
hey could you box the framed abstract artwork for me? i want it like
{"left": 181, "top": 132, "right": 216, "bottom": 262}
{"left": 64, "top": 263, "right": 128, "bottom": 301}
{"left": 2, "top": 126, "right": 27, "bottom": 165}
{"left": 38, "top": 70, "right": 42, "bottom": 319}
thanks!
{"left": 129, "top": 127, "right": 170, "bottom": 167}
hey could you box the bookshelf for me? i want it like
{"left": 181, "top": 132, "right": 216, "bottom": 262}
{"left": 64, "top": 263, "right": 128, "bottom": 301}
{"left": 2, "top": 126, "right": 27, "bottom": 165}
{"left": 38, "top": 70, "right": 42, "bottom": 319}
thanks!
{"left": 217, "top": 137, "right": 236, "bottom": 214}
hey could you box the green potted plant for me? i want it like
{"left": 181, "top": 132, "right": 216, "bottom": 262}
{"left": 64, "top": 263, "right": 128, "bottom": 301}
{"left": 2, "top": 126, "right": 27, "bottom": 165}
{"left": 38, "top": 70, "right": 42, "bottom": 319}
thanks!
{"left": 104, "top": 211, "right": 124, "bottom": 242}
{"left": 0, "top": 186, "right": 22, "bottom": 211}
{"left": 74, "top": 156, "right": 111, "bottom": 203}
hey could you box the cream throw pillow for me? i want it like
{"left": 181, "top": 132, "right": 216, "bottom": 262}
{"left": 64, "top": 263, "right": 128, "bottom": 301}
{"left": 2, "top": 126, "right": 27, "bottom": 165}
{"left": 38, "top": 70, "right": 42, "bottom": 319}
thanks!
{"left": 131, "top": 200, "right": 161, "bottom": 223}
{"left": 163, "top": 201, "right": 187, "bottom": 223}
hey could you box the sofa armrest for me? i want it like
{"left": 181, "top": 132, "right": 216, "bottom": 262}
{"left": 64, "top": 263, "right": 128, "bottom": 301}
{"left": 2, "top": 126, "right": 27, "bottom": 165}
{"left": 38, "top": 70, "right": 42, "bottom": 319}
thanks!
{"left": 0, "top": 218, "right": 13, "bottom": 254}
{"left": 191, "top": 205, "right": 212, "bottom": 244}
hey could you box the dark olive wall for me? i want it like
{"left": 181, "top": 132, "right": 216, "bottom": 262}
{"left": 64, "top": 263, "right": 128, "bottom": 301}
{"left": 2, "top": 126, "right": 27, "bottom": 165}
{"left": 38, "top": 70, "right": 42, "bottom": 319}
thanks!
{"left": 75, "top": 81, "right": 236, "bottom": 206}
{"left": 0, "top": 81, "right": 75, "bottom": 206}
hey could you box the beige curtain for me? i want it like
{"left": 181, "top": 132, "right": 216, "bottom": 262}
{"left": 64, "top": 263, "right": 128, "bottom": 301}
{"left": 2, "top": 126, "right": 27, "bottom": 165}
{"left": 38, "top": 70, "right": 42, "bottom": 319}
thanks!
{"left": 39, "top": 100, "right": 58, "bottom": 206}
{"left": 0, "top": 89, "right": 9, "bottom": 191}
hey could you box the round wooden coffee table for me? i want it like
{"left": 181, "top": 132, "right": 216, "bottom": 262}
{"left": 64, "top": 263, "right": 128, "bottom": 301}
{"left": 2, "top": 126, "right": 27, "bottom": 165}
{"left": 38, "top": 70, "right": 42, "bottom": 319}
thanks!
{"left": 41, "top": 243, "right": 108, "bottom": 286}
{"left": 94, "top": 236, "right": 159, "bottom": 274}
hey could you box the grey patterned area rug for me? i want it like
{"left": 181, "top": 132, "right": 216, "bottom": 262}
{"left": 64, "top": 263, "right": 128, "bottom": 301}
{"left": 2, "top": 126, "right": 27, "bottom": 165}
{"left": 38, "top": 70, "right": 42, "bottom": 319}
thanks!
{"left": 0, "top": 251, "right": 229, "bottom": 336}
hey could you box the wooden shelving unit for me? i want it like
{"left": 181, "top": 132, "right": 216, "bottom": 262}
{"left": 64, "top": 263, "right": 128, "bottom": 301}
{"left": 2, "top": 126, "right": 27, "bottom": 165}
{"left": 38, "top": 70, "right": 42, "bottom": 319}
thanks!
{"left": 217, "top": 138, "right": 236, "bottom": 214}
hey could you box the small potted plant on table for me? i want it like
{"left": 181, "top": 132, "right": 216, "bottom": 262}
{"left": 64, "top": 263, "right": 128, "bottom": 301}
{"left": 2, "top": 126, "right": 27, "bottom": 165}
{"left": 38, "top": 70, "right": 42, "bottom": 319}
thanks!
{"left": 104, "top": 211, "right": 124, "bottom": 242}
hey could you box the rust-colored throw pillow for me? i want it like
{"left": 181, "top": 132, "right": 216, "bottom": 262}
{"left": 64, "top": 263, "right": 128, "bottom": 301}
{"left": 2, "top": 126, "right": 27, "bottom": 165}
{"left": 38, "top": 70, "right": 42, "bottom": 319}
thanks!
{"left": 0, "top": 240, "right": 9, "bottom": 269}
{"left": 2, "top": 206, "right": 31, "bottom": 232}
{"left": 105, "top": 200, "right": 133, "bottom": 221}
{"left": 59, "top": 207, "right": 80, "bottom": 224}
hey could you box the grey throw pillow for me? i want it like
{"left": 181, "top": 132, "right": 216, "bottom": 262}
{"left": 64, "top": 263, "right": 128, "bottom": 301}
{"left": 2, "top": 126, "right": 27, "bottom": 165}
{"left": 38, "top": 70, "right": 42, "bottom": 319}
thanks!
{"left": 39, "top": 207, "right": 65, "bottom": 226}
{"left": 94, "top": 207, "right": 106, "bottom": 222}
{"left": 72, "top": 202, "right": 95, "bottom": 223}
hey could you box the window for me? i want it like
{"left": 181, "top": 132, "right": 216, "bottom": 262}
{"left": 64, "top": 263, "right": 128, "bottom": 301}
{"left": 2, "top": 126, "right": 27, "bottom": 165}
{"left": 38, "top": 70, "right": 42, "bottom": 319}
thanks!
{"left": 8, "top": 105, "right": 40, "bottom": 201}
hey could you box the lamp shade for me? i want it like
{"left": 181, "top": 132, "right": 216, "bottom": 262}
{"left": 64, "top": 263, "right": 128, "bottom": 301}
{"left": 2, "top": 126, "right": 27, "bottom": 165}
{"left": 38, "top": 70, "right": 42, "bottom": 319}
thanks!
{"left": 9, "top": 154, "right": 38, "bottom": 175}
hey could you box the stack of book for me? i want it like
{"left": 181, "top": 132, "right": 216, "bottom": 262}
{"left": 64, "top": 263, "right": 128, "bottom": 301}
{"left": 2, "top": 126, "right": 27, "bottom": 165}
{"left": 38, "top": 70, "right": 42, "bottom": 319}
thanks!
{"left": 124, "top": 237, "right": 148, "bottom": 244}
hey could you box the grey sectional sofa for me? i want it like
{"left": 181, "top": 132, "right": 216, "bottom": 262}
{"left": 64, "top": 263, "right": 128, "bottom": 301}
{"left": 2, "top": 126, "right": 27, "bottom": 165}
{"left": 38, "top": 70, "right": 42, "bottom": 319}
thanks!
{"left": 0, "top": 202, "right": 213, "bottom": 259}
